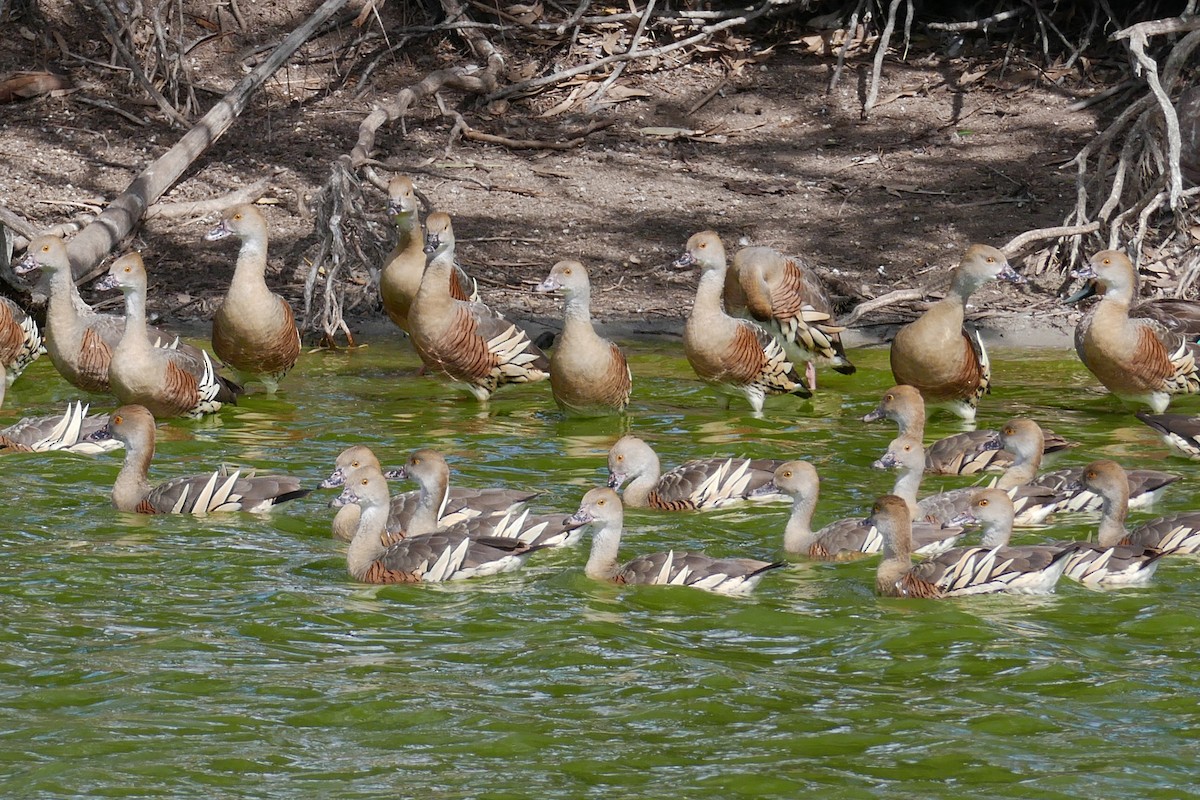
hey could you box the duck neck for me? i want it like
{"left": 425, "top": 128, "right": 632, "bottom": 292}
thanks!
{"left": 622, "top": 458, "right": 661, "bottom": 508}
{"left": 997, "top": 441, "right": 1042, "bottom": 489}
{"left": 584, "top": 516, "right": 624, "bottom": 581}
{"left": 415, "top": 253, "right": 455, "bottom": 325}
{"left": 47, "top": 265, "right": 90, "bottom": 341}
{"left": 877, "top": 523, "right": 914, "bottom": 593}
{"left": 782, "top": 491, "right": 819, "bottom": 553}
{"left": 1096, "top": 488, "right": 1130, "bottom": 547}
{"left": 561, "top": 287, "right": 594, "bottom": 342}
{"left": 891, "top": 463, "right": 923, "bottom": 517}
{"left": 406, "top": 472, "right": 449, "bottom": 536}
{"left": 893, "top": 407, "right": 924, "bottom": 440}
{"left": 112, "top": 436, "right": 153, "bottom": 512}
{"left": 118, "top": 285, "right": 151, "bottom": 356}
{"left": 231, "top": 229, "right": 269, "bottom": 293}
{"left": 949, "top": 265, "right": 988, "bottom": 302}
{"left": 347, "top": 502, "right": 390, "bottom": 579}
{"left": 978, "top": 516, "right": 1014, "bottom": 548}
{"left": 691, "top": 266, "right": 728, "bottom": 320}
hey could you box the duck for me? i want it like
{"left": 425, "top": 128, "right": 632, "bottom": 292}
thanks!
{"left": 378, "top": 178, "right": 477, "bottom": 333}
{"left": 888, "top": 243, "right": 1024, "bottom": 420}
{"left": 204, "top": 204, "right": 302, "bottom": 393}
{"left": 395, "top": 448, "right": 583, "bottom": 548}
{"left": 0, "top": 362, "right": 120, "bottom": 454}
{"left": 14, "top": 235, "right": 205, "bottom": 393}
{"left": 606, "top": 434, "right": 786, "bottom": 510}
{"left": 1076, "top": 459, "right": 1200, "bottom": 556}
{"left": 1135, "top": 410, "right": 1200, "bottom": 459}
{"left": 725, "top": 245, "right": 855, "bottom": 390}
{"left": 753, "top": 460, "right": 964, "bottom": 560}
{"left": 948, "top": 483, "right": 1163, "bottom": 589}
{"left": 534, "top": 260, "right": 632, "bottom": 415}
{"left": 333, "top": 462, "right": 543, "bottom": 583}
{"left": 871, "top": 493, "right": 1072, "bottom": 598}
{"left": 875, "top": 433, "right": 1063, "bottom": 527}
{"left": 320, "top": 444, "right": 538, "bottom": 541}
{"left": 1065, "top": 278, "right": 1200, "bottom": 338}
{"left": 568, "top": 487, "right": 784, "bottom": 595}
{"left": 673, "top": 231, "right": 811, "bottom": 413}
{"left": 1074, "top": 249, "right": 1200, "bottom": 411}
{"left": 978, "top": 418, "right": 1177, "bottom": 512}
{"left": 861, "top": 384, "right": 1072, "bottom": 474}
{"left": 98, "top": 404, "right": 310, "bottom": 514}
{"left": 407, "top": 212, "right": 549, "bottom": 401}
{"left": 97, "top": 253, "right": 241, "bottom": 418}
{"left": 0, "top": 296, "right": 43, "bottom": 385}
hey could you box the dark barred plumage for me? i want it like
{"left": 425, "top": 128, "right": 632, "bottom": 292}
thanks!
{"left": 0, "top": 297, "right": 43, "bottom": 384}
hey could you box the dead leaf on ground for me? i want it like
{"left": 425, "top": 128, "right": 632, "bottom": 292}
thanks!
{"left": 0, "top": 72, "right": 70, "bottom": 102}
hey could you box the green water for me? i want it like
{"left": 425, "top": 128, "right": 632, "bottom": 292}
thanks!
{"left": 1, "top": 340, "right": 1198, "bottom": 799}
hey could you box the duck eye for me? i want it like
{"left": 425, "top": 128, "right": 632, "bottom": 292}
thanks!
{"left": 233, "top": 213, "right": 242, "bottom": 221}
{"left": 980, "top": 499, "right": 989, "bottom": 507}
{"left": 903, "top": 444, "right": 911, "bottom": 452}
{"left": 597, "top": 498, "right": 606, "bottom": 506}
{"left": 616, "top": 454, "right": 624, "bottom": 462}
{"left": 360, "top": 478, "right": 369, "bottom": 486}
{"left": 563, "top": 267, "right": 572, "bottom": 275}
{"left": 783, "top": 470, "right": 792, "bottom": 479}
{"left": 113, "top": 415, "right": 122, "bottom": 424}
{"left": 884, "top": 394, "right": 893, "bottom": 401}
{"left": 41, "top": 245, "right": 50, "bottom": 253}
{"left": 1102, "top": 258, "right": 1111, "bottom": 265}
{"left": 351, "top": 460, "right": 360, "bottom": 468}
{"left": 986, "top": 256, "right": 996, "bottom": 263}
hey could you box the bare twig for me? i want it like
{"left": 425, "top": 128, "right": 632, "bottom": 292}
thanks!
{"left": 863, "top": 0, "right": 902, "bottom": 118}
{"left": 926, "top": 8, "right": 1023, "bottom": 32}
{"left": 1003, "top": 221, "right": 1102, "bottom": 257}
{"left": 90, "top": 0, "right": 190, "bottom": 127}
{"left": 587, "top": 0, "right": 656, "bottom": 111}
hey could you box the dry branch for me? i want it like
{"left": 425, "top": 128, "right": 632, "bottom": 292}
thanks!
{"left": 841, "top": 288, "right": 923, "bottom": 327}
{"left": 62, "top": 0, "right": 350, "bottom": 280}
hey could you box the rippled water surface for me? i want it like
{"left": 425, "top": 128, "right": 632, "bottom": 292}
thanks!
{"left": 2, "top": 340, "right": 1199, "bottom": 798}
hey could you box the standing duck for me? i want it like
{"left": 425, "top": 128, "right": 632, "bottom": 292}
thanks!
{"left": 1074, "top": 250, "right": 1200, "bottom": 411}
{"left": 888, "top": 244, "right": 1024, "bottom": 420}
{"left": 0, "top": 296, "right": 43, "bottom": 385}
{"left": 862, "top": 384, "right": 1072, "bottom": 474}
{"left": 407, "top": 212, "right": 548, "bottom": 401}
{"left": 378, "top": 177, "right": 476, "bottom": 333}
{"left": 320, "top": 444, "right": 538, "bottom": 542}
{"left": 568, "top": 487, "right": 784, "bottom": 595}
{"left": 333, "top": 463, "right": 543, "bottom": 584}
{"left": 98, "top": 253, "right": 241, "bottom": 418}
{"left": 871, "top": 494, "right": 1072, "bottom": 598}
{"left": 204, "top": 204, "right": 302, "bottom": 393}
{"left": 14, "top": 236, "right": 203, "bottom": 393}
{"left": 753, "top": 460, "right": 964, "bottom": 560}
{"left": 1076, "top": 459, "right": 1200, "bottom": 556}
{"left": 534, "top": 260, "right": 632, "bottom": 415}
{"left": 673, "top": 231, "right": 811, "bottom": 413}
{"left": 726, "top": 245, "right": 855, "bottom": 390}
{"left": 98, "top": 404, "right": 309, "bottom": 514}
{"left": 606, "top": 434, "right": 786, "bottom": 510}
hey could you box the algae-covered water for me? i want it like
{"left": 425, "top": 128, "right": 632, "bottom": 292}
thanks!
{"left": 1, "top": 340, "right": 1198, "bottom": 799}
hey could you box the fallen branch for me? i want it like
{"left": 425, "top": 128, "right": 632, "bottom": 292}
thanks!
{"left": 63, "top": 0, "right": 350, "bottom": 280}
{"left": 144, "top": 175, "right": 276, "bottom": 219}
{"left": 841, "top": 288, "right": 923, "bottom": 327}
{"left": 1003, "top": 221, "right": 1102, "bottom": 257}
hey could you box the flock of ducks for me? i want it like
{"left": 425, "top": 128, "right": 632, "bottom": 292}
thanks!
{"left": 5, "top": 173, "right": 1200, "bottom": 599}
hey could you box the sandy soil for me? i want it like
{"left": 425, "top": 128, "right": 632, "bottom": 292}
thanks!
{"left": 0, "top": 3, "right": 1109, "bottom": 348}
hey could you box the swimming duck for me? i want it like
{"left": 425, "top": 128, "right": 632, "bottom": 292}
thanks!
{"left": 1076, "top": 459, "right": 1200, "bottom": 557}
{"left": 606, "top": 434, "right": 786, "bottom": 510}
{"left": 98, "top": 404, "right": 309, "bottom": 514}
{"left": 568, "top": 487, "right": 784, "bottom": 595}
{"left": 872, "top": 493, "right": 1072, "bottom": 598}
{"left": 333, "top": 462, "right": 543, "bottom": 583}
